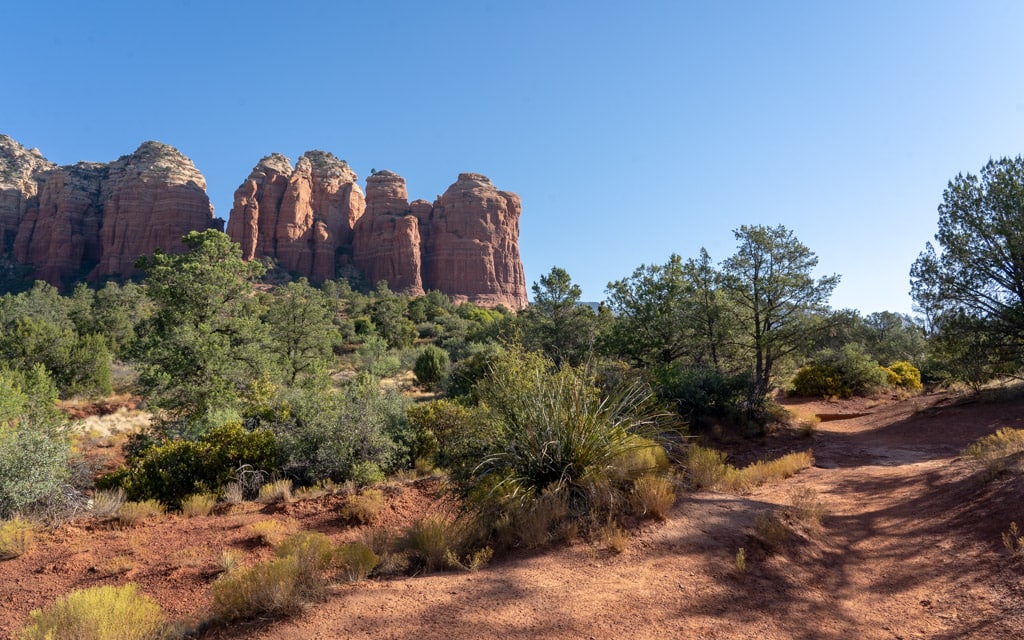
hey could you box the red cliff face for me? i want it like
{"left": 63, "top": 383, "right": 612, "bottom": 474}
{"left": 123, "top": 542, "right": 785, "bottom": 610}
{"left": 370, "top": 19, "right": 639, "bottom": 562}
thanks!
{"left": 352, "top": 171, "right": 423, "bottom": 295}
{"left": 6, "top": 139, "right": 218, "bottom": 285}
{"left": 226, "top": 151, "right": 364, "bottom": 283}
{"left": 421, "top": 173, "right": 527, "bottom": 309}
{"left": 228, "top": 158, "right": 527, "bottom": 308}
{"left": 0, "top": 135, "right": 56, "bottom": 255}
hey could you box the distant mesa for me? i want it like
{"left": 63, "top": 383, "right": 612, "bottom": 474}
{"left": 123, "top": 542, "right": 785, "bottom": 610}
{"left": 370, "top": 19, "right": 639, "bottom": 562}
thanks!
{"left": 0, "top": 135, "right": 527, "bottom": 309}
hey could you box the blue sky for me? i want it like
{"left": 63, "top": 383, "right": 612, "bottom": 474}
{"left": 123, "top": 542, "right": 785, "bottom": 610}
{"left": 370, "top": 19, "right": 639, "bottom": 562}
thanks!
{"left": 5, "top": 1, "right": 1024, "bottom": 315}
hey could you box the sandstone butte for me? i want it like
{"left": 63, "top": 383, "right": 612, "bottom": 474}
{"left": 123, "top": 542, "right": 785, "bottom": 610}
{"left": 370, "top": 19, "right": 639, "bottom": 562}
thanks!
{"left": 226, "top": 155, "right": 527, "bottom": 309}
{"left": 0, "top": 135, "right": 527, "bottom": 309}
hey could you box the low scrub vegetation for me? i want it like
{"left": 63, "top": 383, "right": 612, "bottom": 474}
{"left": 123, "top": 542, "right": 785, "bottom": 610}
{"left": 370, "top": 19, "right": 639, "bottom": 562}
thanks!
{"left": 963, "top": 427, "right": 1024, "bottom": 479}
{"left": 0, "top": 517, "right": 36, "bottom": 559}
{"left": 17, "top": 583, "right": 170, "bottom": 640}
{"left": 179, "top": 493, "right": 216, "bottom": 517}
{"left": 342, "top": 488, "right": 385, "bottom": 524}
{"left": 631, "top": 474, "right": 677, "bottom": 520}
{"left": 685, "top": 445, "right": 814, "bottom": 493}
{"left": 117, "top": 500, "right": 165, "bottom": 527}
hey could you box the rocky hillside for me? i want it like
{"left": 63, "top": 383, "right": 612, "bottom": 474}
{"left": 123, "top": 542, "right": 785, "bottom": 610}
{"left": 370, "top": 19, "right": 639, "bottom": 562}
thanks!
{"left": 0, "top": 136, "right": 527, "bottom": 309}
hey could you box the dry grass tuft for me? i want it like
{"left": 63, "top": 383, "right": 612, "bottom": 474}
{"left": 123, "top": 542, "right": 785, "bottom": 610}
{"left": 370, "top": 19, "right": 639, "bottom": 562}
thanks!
{"left": 180, "top": 493, "right": 216, "bottom": 518}
{"left": 218, "top": 549, "right": 244, "bottom": 575}
{"left": 89, "top": 488, "right": 126, "bottom": 518}
{"left": 631, "top": 474, "right": 676, "bottom": 520}
{"left": 753, "top": 511, "right": 788, "bottom": 548}
{"left": 342, "top": 489, "right": 385, "bottom": 524}
{"left": 1002, "top": 522, "right": 1024, "bottom": 564}
{"left": 687, "top": 445, "right": 814, "bottom": 494}
{"left": 0, "top": 517, "right": 36, "bottom": 559}
{"left": 18, "top": 583, "right": 169, "bottom": 640}
{"left": 249, "top": 519, "right": 298, "bottom": 546}
{"left": 117, "top": 500, "right": 165, "bottom": 527}
{"left": 601, "top": 523, "right": 630, "bottom": 554}
{"left": 400, "top": 514, "right": 467, "bottom": 573}
{"left": 257, "top": 479, "right": 293, "bottom": 504}
{"left": 964, "top": 427, "right": 1024, "bottom": 479}
{"left": 786, "top": 487, "right": 829, "bottom": 530}
{"left": 221, "top": 482, "right": 245, "bottom": 506}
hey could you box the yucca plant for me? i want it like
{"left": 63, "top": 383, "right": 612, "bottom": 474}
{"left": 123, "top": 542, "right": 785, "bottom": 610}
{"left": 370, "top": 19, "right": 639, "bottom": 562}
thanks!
{"left": 474, "top": 359, "right": 669, "bottom": 513}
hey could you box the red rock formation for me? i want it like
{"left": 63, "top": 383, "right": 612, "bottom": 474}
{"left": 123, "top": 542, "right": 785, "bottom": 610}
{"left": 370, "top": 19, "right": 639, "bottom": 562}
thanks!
{"left": 352, "top": 171, "right": 424, "bottom": 295}
{"left": 226, "top": 151, "right": 364, "bottom": 283}
{"left": 421, "top": 173, "right": 527, "bottom": 309}
{"left": 9, "top": 140, "right": 217, "bottom": 285}
{"left": 0, "top": 135, "right": 56, "bottom": 254}
{"left": 92, "top": 142, "right": 218, "bottom": 279}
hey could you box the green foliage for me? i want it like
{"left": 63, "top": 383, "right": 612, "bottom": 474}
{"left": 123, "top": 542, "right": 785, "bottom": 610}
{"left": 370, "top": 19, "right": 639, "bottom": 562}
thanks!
{"left": 518, "top": 266, "right": 605, "bottom": 366}
{"left": 97, "top": 422, "right": 277, "bottom": 508}
{"left": 792, "top": 345, "right": 888, "bottom": 398}
{"left": 413, "top": 344, "right": 450, "bottom": 388}
{"left": 265, "top": 279, "right": 338, "bottom": 386}
{"left": 720, "top": 225, "right": 839, "bottom": 404}
{"left": 334, "top": 542, "right": 379, "bottom": 582}
{"left": 0, "top": 366, "right": 70, "bottom": 519}
{"left": 654, "top": 364, "right": 751, "bottom": 425}
{"left": 369, "top": 292, "right": 418, "bottom": 349}
{"left": 272, "top": 376, "right": 412, "bottom": 485}
{"left": 407, "top": 398, "right": 487, "bottom": 470}
{"left": 133, "top": 230, "right": 271, "bottom": 428}
{"left": 17, "top": 583, "right": 170, "bottom": 640}
{"left": 355, "top": 336, "right": 402, "bottom": 378}
{"left": 471, "top": 349, "right": 668, "bottom": 511}
{"left": 911, "top": 156, "right": 1024, "bottom": 382}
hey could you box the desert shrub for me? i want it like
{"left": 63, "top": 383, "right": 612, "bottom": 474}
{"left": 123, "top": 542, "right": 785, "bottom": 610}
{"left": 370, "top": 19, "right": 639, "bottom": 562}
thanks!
{"left": 400, "top": 514, "right": 468, "bottom": 573}
{"left": 97, "top": 422, "right": 277, "bottom": 508}
{"left": 249, "top": 519, "right": 296, "bottom": 546}
{"left": 218, "top": 549, "right": 243, "bottom": 574}
{"left": 654, "top": 364, "right": 751, "bottom": 426}
{"left": 0, "top": 517, "right": 36, "bottom": 559}
{"left": 883, "top": 360, "right": 923, "bottom": 392}
{"left": 963, "top": 427, "right": 1024, "bottom": 479}
{"left": 18, "top": 583, "right": 169, "bottom": 640}
{"left": 180, "top": 493, "right": 217, "bottom": 517}
{"left": 211, "top": 530, "right": 338, "bottom": 623}
{"left": 407, "top": 398, "right": 485, "bottom": 470}
{"left": 631, "top": 474, "right": 676, "bottom": 520}
{"left": 117, "top": 500, "right": 165, "bottom": 527}
{"left": 209, "top": 555, "right": 307, "bottom": 623}
{"left": 334, "top": 542, "right": 379, "bottom": 582}
{"left": 610, "top": 435, "right": 671, "bottom": 480}
{"left": 0, "top": 366, "right": 70, "bottom": 519}
{"left": 491, "top": 486, "right": 570, "bottom": 550}
{"left": 221, "top": 482, "right": 244, "bottom": 505}
{"left": 754, "top": 511, "right": 788, "bottom": 548}
{"left": 601, "top": 523, "right": 630, "bottom": 553}
{"left": 685, "top": 445, "right": 729, "bottom": 489}
{"left": 89, "top": 488, "right": 126, "bottom": 518}
{"left": 786, "top": 487, "right": 828, "bottom": 530}
{"left": 343, "top": 489, "right": 385, "bottom": 524}
{"left": 414, "top": 345, "right": 450, "bottom": 388}
{"left": 790, "top": 364, "right": 845, "bottom": 398}
{"left": 719, "top": 451, "right": 814, "bottom": 493}
{"left": 257, "top": 479, "right": 293, "bottom": 504}
{"left": 792, "top": 345, "right": 888, "bottom": 398}
{"left": 272, "top": 376, "right": 412, "bottom": 486}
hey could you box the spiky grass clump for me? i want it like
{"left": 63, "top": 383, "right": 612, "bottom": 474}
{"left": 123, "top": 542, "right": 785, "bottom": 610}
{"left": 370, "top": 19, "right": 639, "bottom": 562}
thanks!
{"left": 179, "top": 493, "right": 216, "bottom": 517}
{"left": 117, "top": 500, "right": 165, "bottom": 527}
{"left": 249, "top": 519, "right": 297, "bottom": 546}
{"left": 257, "top": 479, "right": 293, "bottom": 504}
{"left": 0, "top": 517, "right": 36, "bottom": 559}
{"left": 685, "top": 445, "right": 730, "bottom": 489}
{"left": 400, "top": 514, "right": 469, "bottom": 573}
{"left": 18, "top": 583, "right": 169, "bottom": 640}
{"left": 89, "top": 488, "right": 126, "bottom": 518}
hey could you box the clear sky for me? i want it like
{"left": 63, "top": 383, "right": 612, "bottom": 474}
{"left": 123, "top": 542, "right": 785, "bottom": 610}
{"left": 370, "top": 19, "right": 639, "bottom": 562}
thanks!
{"left": 5, "top": 1, "right": 1024, "bottom": 315}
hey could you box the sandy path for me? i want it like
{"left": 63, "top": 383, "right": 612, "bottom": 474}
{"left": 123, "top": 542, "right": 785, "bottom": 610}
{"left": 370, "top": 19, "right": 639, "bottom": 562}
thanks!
{"left": 209, "top": 394, "right": 1024, "bottom": 640}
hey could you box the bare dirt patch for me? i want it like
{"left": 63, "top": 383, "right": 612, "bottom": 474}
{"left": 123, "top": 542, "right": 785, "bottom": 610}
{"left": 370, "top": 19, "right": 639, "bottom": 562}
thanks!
{"left": 4, "top": 392, "right": 1024, "bottom": 639}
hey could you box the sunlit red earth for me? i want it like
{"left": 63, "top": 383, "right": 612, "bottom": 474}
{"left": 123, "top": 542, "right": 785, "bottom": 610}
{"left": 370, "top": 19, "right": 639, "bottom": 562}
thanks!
{"left": 3, "top": 391, "right": 1024, "bottom": 639}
